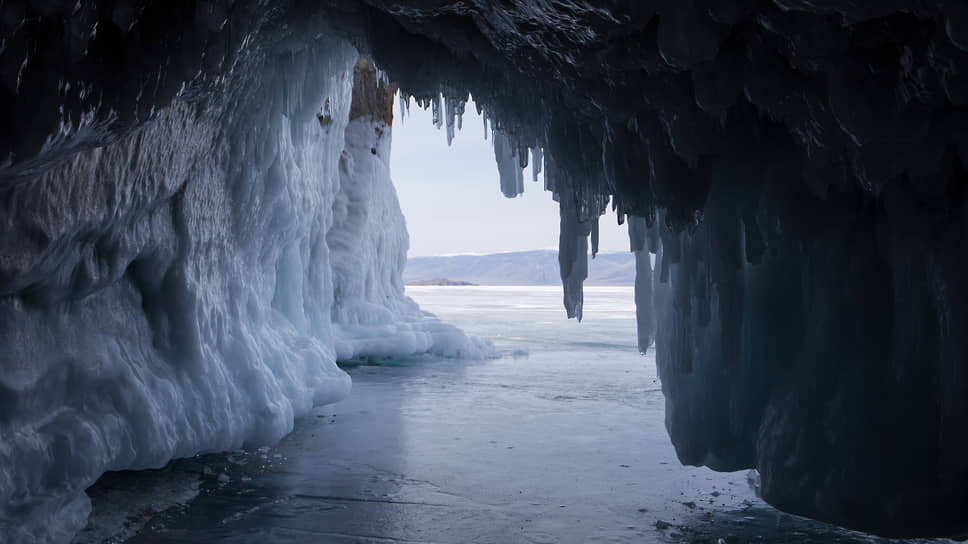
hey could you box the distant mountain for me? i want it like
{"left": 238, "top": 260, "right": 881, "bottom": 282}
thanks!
{"left": 404, "top": 250, "right": 635, "bottom": 286}
{"left": 406, "top": 278, "right": 476, "bottom": 286}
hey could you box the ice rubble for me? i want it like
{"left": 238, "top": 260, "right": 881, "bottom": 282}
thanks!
{"left": 0, "top": 36, "right": 490, "bottom": 544}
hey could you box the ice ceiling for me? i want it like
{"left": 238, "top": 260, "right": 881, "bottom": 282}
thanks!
{"left": 1, "top": 0, "right": 967, "bottom": 541}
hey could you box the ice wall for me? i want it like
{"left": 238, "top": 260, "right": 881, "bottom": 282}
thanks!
{"left": 0, "top": 20, "right": 488, "bottom": 544}
{"left": 652, "top": 169, "right": 968, "bottom": 537}
{"left": 0, "top": 38, "right": 357, "bottom": 541}
{"left": 329, "top": 59, "right": 494, "bottom": 361}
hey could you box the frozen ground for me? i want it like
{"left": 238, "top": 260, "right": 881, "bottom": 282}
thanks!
{"left": 83, "top": 287, "right": 949, "bottom": 544}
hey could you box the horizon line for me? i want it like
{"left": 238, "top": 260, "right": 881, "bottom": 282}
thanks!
{"left": 407, "top": 248, "right": 631, "bottom": 258}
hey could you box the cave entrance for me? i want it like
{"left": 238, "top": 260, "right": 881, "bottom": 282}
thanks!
{"left": 389, "top": 93, "right": 632, "bottom": 288}
{"left": 386, "top": 90, "right": 645, "bottom": 354}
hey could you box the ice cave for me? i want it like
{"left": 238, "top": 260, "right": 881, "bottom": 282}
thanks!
{"left": 1, "top": 1, "right": 967, "bottom": 542}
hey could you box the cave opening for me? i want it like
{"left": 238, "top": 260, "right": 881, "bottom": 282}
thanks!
{"left": 390, "top": 92, "right": 632, "bottom": 278}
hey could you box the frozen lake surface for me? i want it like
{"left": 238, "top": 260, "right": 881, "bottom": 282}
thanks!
{"left": 85, "top": 287, "right": 943, "bottom": 543}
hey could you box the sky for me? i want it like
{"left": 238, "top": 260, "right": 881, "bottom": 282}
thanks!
{"left": 389, "top": 95, "right": 630, "bottom": 257}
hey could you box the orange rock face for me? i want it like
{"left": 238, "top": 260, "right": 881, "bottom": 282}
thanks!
{"left": 349, "top": 56, "right": 395, "bottom": 126}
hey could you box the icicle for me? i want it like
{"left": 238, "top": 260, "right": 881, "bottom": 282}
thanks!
{"left": 628, "top": 214, "right": 647, "bottom": 252}
{"left": 647, "top": 220, "right": 660, "bottom": 254}
{"left": 531, "top": 147, "right": 543, "bottom": 181}
{"left": 432, "top": 94, "right": 442, "bottom": 129}
{"left": 558, "top": 186, "right": 591, "bottom": 321}
{"left": 635, "top": 249, "right": 655, "bottom": 351}
{"left": 456, "top": 99, "right": 465, "bottom": 131}
{"left": 398, "top": 92, "right": 411, "bottom": 123}
{"left": 657, "top": 210, "right": 675, "bottom": 284}
{"left": 373, "top": 64, "right": 390, "bottom": 87}
{"left": 591, "top": 217, "right": 599, "bottom": 258}
{"left": 493, "top": 129, "right": 524, "bottom": 198}
{"left": 445, "top": 97, "right": 456, "bottom": 146}
{"left": 628, "top": 215, "right": 655, "bottom": 350}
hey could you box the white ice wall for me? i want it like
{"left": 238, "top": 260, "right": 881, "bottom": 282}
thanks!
{"left": 0, "top": 41, "right": 488, "bottom": 543}
{"left": 329, "top": 115, "right": 494, "bottom": 361}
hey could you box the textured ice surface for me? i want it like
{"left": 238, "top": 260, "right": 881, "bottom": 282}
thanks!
{"left": 330, "top": 116, "right": 495, "bottom": 362}
{"left": 0, "top": 42, "right": 489, "bottom": 544}
{"left": 0, "top": 42, "right": 361, "bottom": 540}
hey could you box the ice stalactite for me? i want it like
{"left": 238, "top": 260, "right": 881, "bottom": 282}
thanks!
{"left": 558, "top": 208, "right": 589, "bottom": 322}
{"left": 443, "top": 94, "right": 466, "bottom": 146}
{"left": 493, "top": 128, "right": 525, "bottom": 198}
{"left": 553, "top": 161, "right": 592, "bottom": 321}
{"left": 628, "top": 215, "right": 657, "bottom": 352}
{"left": 431, "top": 94, "right": 443, "bottom": 130}
{"left": 531, "top": 147, "right": 543, "bottom": 182}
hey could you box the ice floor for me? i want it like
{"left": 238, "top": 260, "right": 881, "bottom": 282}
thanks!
{"left": 81, "top": 287, "right": 946, "bottom": 544}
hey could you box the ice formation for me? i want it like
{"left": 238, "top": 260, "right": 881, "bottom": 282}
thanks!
{"left": 493, "top": 129, "right": 525, "bottom": 198}
{"left": 0, "top": 18, "right": 489, "bottom": 543}
{"left": 340, "top": 2, "right": 968, "bottom": 536}
{"left": 331, "top": 59, "right": 493, "bottom": 363}
{"left": 2, "top": 0, "right": 968, "bottom": 540}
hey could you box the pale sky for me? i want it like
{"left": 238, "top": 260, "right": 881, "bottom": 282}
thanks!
{"left": 389, "top": 95, "right": 630, "bottom": 257}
